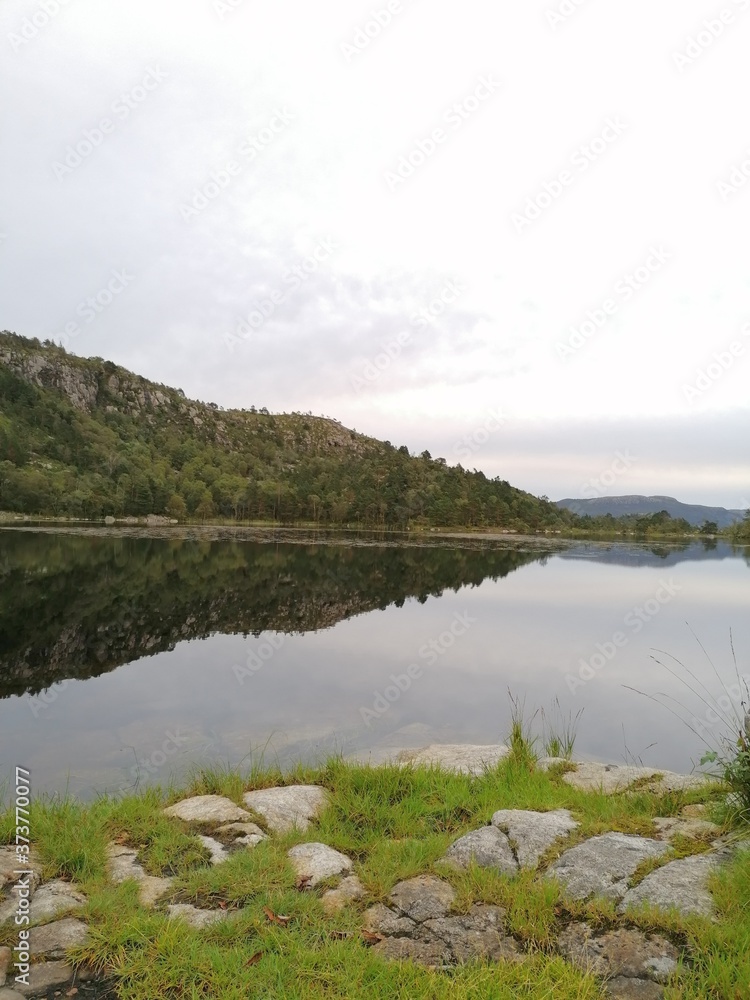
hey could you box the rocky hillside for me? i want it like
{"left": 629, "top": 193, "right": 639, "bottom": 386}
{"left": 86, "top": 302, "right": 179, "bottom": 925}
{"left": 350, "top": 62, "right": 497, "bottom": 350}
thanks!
{"left": 0, "top": 330, "right": 568, "bottom": 530}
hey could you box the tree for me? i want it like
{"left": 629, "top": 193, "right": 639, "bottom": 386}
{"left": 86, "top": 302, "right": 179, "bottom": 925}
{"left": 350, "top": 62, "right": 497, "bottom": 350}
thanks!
{"left": 166, "top": 493, "right": 188, "bottom": 521}
{"left": 195, "top": 489, "right": 216, "bottom": 521}
{"left": 699, "top": 520, "right": 718, "bottom": 535}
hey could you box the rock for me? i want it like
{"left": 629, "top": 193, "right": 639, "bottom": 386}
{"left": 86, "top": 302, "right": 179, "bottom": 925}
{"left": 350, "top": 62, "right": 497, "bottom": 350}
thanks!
{"left": 562, "top": 762, "right": 709, "bottom": 795}
{"left": 363, "top": 903, "right": 417, "bottom": 937}
{"left": 557, "top": 922, "right": 678, "bottom": 984}
{"left": 28, "top": 917, "right": 89, "bottom": 959}
{"left": 0, "top": 990, "right": 26, "bottom": 1000}
{"left": 389, "top": 876, "right": 455, "bottom": 923}
{"left": 197, "top": 835, "right": 229, "bottom": 866}
{"left": 321, "top": 876, "right": 365, "bottom": 914}
{"left": 442, "top": 827, "right": 517, "bottom": 875}
{"left": 28, "top": 880, "right": 87, "bottom": 923}
{"left": 164, "top": 795, "right": 252, "bottom": 825}
{"left": 651, "top": 817, "right": 720, "bottom": 842}
{"left": 395, "top": 745, "right": 509, "bottom": 775}
{"left": 424, "top": 905, "right": 521, "bottom": 963}
{"left": 491, "top": 809, "right": 578, "bottom": 868}
{"left": 166, "top": 903, "right": 232, "bottom": 928}
{"left": 547, "top": 833, "right": 670, "bottom": 902}
{"left": 215, "top": 822, "right": 267, "bottom": 847}
{"left": 619, "top": 853, "right": 720, "bottom": 918}
{"left": 106, "top": 845, "right": 173, "bottom": 907}
{"left": 605, "top": 978, "right": 665, "bottom": 999}
{"left": 0, "top": 849, "right": 42, "bottom": 927}
{"left": 12, "top": 959, "right": 93, "bottom": 996}
{"left": 243, "top": 786, "right": 330, "bottom": 834}
{"left": 287, "top": 843, "right": 353, "bottom": 888}
{"left": 0, "top": 946, "right": 10, "bottom": 986}
{"left": 371, "top": 936, "right": 450, "bottom": 967}
{"left": 680, "top": 804, "right": 707, "bottom": 818}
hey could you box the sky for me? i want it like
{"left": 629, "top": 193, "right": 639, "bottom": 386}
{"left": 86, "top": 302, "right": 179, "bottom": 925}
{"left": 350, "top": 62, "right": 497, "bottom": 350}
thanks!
{"left": 1, "top": 0, "right": 748, "bottom": 507}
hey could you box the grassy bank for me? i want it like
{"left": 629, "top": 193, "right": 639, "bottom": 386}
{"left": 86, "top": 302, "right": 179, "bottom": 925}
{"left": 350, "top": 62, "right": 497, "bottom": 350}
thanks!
{"left": 2, "top": 755, "right": 749, "bottom": 999}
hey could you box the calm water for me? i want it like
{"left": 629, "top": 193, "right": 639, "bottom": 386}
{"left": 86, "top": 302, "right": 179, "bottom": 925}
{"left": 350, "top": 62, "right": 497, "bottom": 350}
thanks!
{"left": 1, "top": 528, "right": 748, "bottom": 798}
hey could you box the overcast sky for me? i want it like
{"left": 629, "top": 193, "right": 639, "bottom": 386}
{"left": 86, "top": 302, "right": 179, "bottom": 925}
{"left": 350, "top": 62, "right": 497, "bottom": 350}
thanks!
{"left": 1, "top": 0, "right": 748, "bottom": 506}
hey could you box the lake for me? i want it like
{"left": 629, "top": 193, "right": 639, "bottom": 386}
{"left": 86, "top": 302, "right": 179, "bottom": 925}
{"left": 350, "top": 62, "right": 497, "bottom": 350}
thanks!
{"left": 1, "top": 527, "right": 748, "bottom": 799}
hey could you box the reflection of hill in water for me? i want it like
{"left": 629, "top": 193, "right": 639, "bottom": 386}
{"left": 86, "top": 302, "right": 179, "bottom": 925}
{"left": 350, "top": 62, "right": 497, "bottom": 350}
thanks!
{"left": 561, "top": 540, "right": 749, "bottom": 568}
{"left": 0, "top": 531, "right": 549, "bottom": 698}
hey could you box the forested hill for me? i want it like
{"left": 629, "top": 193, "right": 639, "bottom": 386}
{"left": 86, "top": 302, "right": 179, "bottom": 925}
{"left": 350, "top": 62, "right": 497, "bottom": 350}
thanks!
{"left": 0, "top": 331, "right": 567, "bottom": 530}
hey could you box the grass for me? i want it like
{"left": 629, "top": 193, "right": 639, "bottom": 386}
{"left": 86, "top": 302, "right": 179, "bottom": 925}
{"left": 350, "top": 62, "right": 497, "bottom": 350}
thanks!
{"left": 1, "top": 756, "right": 747, "bottom": 999}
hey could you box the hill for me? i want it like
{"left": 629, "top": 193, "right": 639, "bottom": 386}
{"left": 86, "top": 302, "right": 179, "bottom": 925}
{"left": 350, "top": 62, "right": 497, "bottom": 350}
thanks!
{"left": 555, "top": 494, "right": 746, "bottom": 529}
{"left": 0, "top": 331, "right": 567, "bottom": 531}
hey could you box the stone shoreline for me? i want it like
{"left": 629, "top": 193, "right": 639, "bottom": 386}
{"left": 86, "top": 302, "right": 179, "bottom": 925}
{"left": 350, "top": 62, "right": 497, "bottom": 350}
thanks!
{"left": 0, "top": 745, "right": 741, "bottom": 1000}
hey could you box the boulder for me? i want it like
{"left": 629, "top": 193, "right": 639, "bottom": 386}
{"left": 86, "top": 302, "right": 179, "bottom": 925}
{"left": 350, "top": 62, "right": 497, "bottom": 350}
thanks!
{"left": 562, "top": 762, "right": 709, "bottom": 795}
{"left": 547, "top": 833, "right": 669, "bottom": 902}
{"left": 442, "top": 826, "right": 517, "bottom": 875}
{"left": 287, "top": 843, "right": 353, "bottom": 888}
{"left": 243, "top": 786, "right": 330, "bottom": 834}
{"left": 491, "top": 809, "right": 578, "bottom": 868}
{"left": 389, "top": 875, "right": 455, "bottom": 923}
{"left": 618, "top": 853, "right": 720, "bottom": 918}
{"left": 395, "top": 745, "right": 509, "bottom": 775}
{"left": 163, "top": 795, "right": 252, "bottom": 825}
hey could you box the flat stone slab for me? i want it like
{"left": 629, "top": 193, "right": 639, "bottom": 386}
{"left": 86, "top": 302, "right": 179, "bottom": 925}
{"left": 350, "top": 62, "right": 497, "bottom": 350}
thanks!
{"left": 28, "top": 880, "right": 87, "bottom": 923}
{"left": 371, "top": 936, "right": 450, "bottom": 967}
{"left": 557, "top": 922, "right": 678, "bottom": 984}
{"left": 197, "top": 835, "right": 230, "bottom": 866}
{"left": 243, "top": 786, "right": 330, "bottom": 834}
{"left": 0, "top": 850, "right": 42, "bottom": 927}
{"left": 164, "top": 795, "right": 252, "bottom": 825}
{"left": 106, "top": 844, "right": 173, "bottom": 907}
{"left": 13, "top": 959, "right": 93, "bottom": 997}
{"left": 651, "top": 817, "right": 720, "bottom": 842}
{"left": 562, "top": 762, "right": 710, "bottom": 795}
{"left": 29, "top": 917, "right": 89, "bottom": 959}
{"left": 491, "top": 809, "right": 578, "bottom": 868}
{"left": 619, "top": 853, "right": 720, "bottom": 918}
{"left": 287, "top": 843, "right": 353, "bottom": 887}
{"left": 547, "top": 833, "right": 670, "bottom": 902}
{"left": 166, "top": 903, "right": 232, "bottom": 928}
{"left": 321, "top": 876, "right": 365, "bottom": 914}
{"left": 441, "top": 826, "right": 517, "bottom": 875}
{"left": 389, "top": 876, "right": 455, "bottom": 923}
{"left": 395, "top": 744, "right": 510, "bottom": 775}
{"left": 424, "top": 905, "right": 522, "bottom": 963}
{"left": 605, "top": 978, "right": 665, "bottom": 999}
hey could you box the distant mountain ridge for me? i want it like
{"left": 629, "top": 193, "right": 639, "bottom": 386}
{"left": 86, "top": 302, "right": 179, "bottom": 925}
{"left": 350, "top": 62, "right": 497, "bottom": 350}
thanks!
{"left": 555, "top": 495, "right": 746, "bottom": 528}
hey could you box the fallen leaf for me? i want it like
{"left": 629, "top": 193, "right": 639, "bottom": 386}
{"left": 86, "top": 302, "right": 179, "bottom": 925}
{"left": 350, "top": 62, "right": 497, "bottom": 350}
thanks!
{"left": 218, "top": 901, "right": 227, "bottom": 910}
{"left": 361, "top": 930, "right": 383, "bottom": 944}
{"left": 245, "top": 951, "right": 264, "bottom": 966}
{"left": 296, "top": 875, "right": 313, "bottom": 890}
{"left": 329, "top": 930, "right": 352, "bottom": 940}
{"left": 263, "top": 906, "right": 291, "bottom": 926}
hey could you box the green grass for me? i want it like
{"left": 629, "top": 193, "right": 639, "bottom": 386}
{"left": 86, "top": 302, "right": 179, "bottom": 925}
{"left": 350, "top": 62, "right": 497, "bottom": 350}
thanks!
{"left": 1, "top": 757, "right": 747, "bottom": 999}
